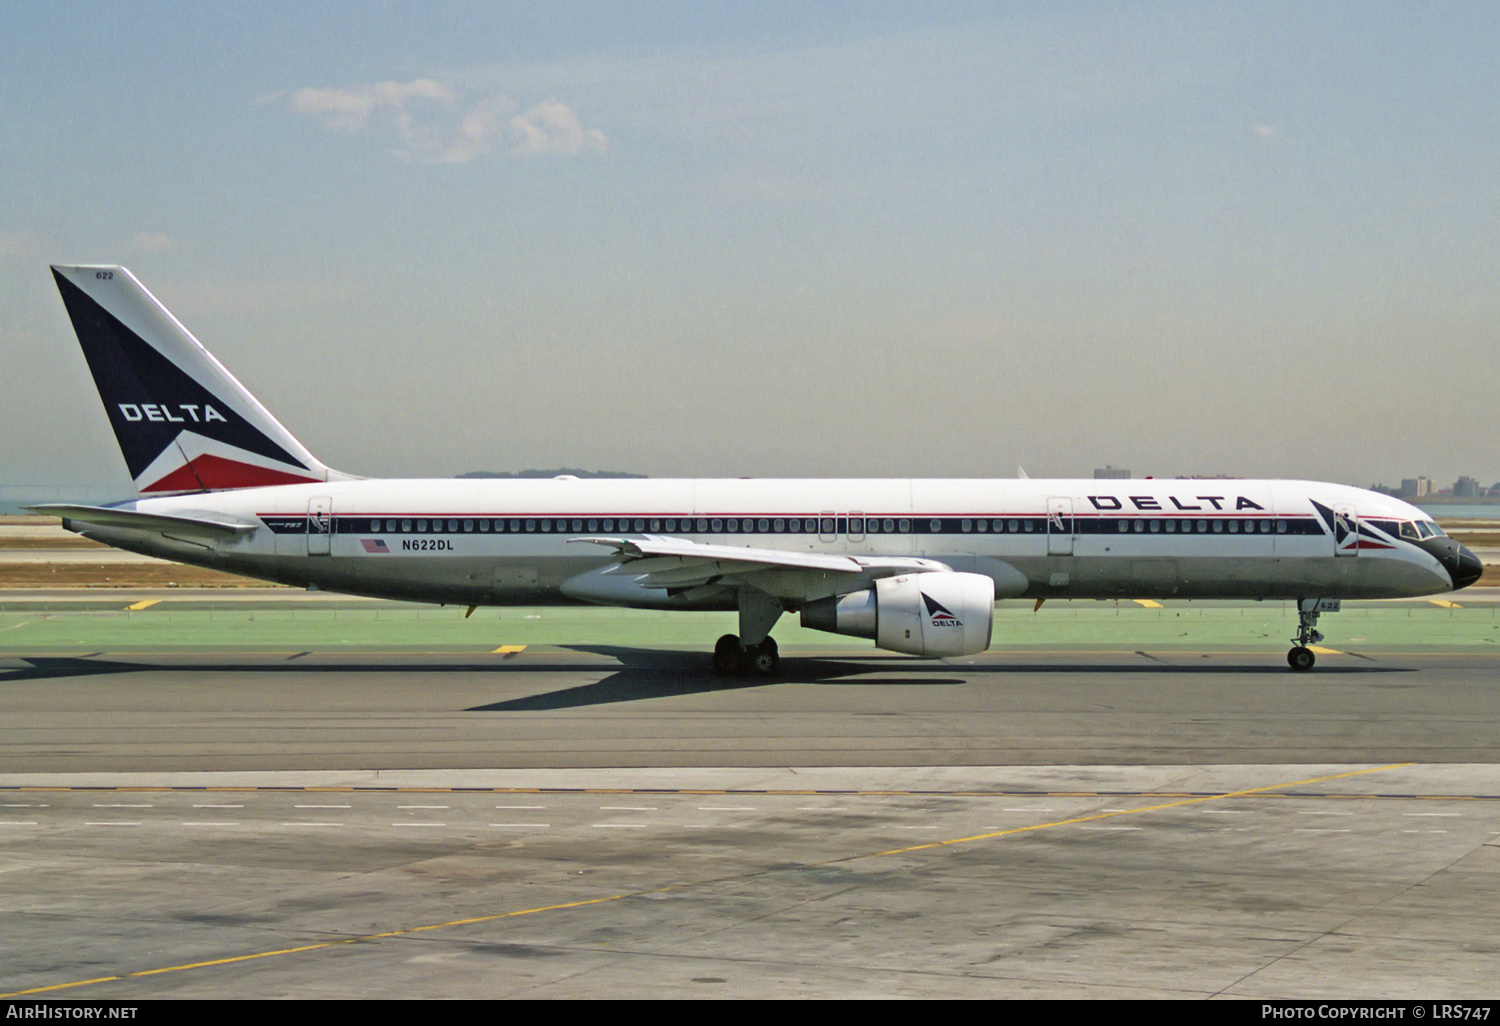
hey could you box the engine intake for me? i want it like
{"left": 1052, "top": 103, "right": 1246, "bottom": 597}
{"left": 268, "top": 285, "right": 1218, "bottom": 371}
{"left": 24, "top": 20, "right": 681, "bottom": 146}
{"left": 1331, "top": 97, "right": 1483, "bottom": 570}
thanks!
{"left": 800, "top": 571, "right": 995, "bottom": 656}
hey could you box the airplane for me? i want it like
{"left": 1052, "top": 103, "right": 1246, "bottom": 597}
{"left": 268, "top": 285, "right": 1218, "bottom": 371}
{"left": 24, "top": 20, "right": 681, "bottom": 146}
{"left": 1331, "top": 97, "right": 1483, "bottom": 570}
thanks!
{"left": 33, "top": 265, "right": 1484, "bottom": 675}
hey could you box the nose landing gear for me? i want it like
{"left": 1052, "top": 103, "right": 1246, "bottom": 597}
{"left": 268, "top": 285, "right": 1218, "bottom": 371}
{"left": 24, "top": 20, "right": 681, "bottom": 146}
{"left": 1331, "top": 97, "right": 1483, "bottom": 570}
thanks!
{"left": 1288, "top": 598, "right": 1339, "bottom": 672}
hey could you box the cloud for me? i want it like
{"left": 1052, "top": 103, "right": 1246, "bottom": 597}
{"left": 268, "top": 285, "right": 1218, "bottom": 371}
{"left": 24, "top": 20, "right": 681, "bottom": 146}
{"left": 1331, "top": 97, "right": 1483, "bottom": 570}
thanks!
{"left": 281, "top": 78, "right": 605, "bottom": 163}
{"left": 128, "top": 231, "right": 173, "bottom": 253}
{"left": 508, "top": 100, "right": 608, "bottom": 158}
{"left": 288, "top": 78, "right": 458, "bottom": 134}
{"left": 1252, "top": 124, "right": 1277, "bottom": 138}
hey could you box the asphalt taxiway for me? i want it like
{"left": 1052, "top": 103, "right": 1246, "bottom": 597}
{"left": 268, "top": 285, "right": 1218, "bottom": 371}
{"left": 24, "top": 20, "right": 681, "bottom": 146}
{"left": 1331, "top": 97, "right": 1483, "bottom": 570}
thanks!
{"left": 3, "top": 596, "right": 1500, "bottom": 998}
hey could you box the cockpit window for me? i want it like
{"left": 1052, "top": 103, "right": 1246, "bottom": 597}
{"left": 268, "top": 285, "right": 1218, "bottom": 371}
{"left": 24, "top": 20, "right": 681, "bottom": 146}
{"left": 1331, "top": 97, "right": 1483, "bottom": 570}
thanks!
{"left": 1400, "top": 521, "right": 1421, "bottom": 541}
{"left": 1429, "top": 522, "right": 1447, "bottom": 537}
{"left": 1417, "top": 521, "right": 1436, "bottom": 539}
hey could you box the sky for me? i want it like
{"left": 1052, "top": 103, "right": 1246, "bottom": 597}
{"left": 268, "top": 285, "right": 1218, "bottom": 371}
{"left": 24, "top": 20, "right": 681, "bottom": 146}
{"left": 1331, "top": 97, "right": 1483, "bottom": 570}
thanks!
{"left": 2, "top": 1, "right": 1497, "bottom": 495}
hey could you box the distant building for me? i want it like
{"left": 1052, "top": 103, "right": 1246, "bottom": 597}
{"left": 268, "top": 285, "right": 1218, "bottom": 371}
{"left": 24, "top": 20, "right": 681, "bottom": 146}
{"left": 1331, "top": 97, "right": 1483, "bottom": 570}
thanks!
{"left": 1094, "top": 465, "right": 1130, "bottom": 479}
{"left": 1454, "top": 476, "right": 1481, "bottom": 498}
{"left": 1399, "top": 477, "right": 1432, "bottom": 499}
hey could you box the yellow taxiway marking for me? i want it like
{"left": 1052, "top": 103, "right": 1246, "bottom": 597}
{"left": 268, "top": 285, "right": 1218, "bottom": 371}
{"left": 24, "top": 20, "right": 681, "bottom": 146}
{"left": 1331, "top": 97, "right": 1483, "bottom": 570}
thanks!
{"left": 124, "top": 599, "right": 160, "bottom": 611}
{"left": 1307, "top": 645, "right": 1345, "bottom": 655}
{"left": 492, "top": 644, "right": 527, "bottom": 655}
{"left": 822, "top": 762, "right": 1413, "bottom": 863}
{"left": 1429, "top": 599, "right": 1462, "bottom": 609}
{"left": 0, "top": 762, "right": 1412, "bottom": 999}
{"left": 1132, "top": 599, "right": 1163, "bottom": 608}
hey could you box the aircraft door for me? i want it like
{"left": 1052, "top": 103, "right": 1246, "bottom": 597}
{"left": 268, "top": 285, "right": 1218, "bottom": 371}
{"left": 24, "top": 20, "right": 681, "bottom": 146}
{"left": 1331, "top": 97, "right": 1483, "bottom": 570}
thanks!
{"left": 1047, "top": 497, "right": 1074, "bottom": 555}
{"left": 1334, "top": 503, "right": 1359, "bottom": 557}
{"left": 307, "top": 497, "right": 332, "bottom": 556}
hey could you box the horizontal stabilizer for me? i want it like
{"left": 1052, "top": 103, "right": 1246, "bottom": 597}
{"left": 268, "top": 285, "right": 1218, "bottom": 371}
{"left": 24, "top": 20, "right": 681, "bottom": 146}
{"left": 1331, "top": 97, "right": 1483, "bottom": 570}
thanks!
{"left": 28, "top": 503, "right": 260, "bottom": 539}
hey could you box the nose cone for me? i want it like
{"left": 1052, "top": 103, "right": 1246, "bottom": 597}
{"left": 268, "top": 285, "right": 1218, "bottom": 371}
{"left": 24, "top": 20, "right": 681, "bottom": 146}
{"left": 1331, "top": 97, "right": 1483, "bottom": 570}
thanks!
{"left": 1449, "top": 543, "right": 1484, "bottom": 590}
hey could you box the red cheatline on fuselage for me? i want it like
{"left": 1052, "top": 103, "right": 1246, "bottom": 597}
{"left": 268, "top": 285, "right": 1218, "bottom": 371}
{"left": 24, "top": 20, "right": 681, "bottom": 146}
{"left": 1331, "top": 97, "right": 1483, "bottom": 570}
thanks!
{"left": 141, "top": 453, "right": 320, "bottom": 493}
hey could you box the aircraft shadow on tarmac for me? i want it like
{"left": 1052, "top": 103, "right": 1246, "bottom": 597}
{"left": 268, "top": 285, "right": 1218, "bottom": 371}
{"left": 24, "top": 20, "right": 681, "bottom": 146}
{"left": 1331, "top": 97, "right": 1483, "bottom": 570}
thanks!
{"left": 462, "top": 645, "right": 1412, "bottom": 712}
{"left": 0, "top": 651, "right": 1411, "bottom": 713}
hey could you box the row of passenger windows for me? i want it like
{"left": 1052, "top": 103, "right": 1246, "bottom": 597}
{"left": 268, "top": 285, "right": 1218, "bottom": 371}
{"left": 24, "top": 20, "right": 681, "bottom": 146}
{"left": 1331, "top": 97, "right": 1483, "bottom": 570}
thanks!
{"left": 349, "top": 516, "right": 1293, "bottom": 536}
{"left": 1117, "top": 519, "right": 1284, "bottom": 534}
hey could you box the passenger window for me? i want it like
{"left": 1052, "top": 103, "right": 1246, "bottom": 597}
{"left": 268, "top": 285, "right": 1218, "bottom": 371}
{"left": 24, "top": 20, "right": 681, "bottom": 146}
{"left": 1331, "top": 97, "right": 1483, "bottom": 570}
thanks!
{"left": 540, "top": 520, "right": 551, "bottom": 532}
{"left": 1118, "top": 521, "right": 1129, "bottom": 533}
{"left": 993, "top": 519, "right": 1004, "bottom": 532}
{"left": 885, "top": 519, "right": 896, "bottom": 533}
{"left": 447, "top": 519, "right": 457, "bottom": 532}
{"left": 1212, "top": 521, "right": 1223, "bottom": 533}
{"left": 727, "top": 519, "right": 739, "bottom": 532}
{"left": 633, "top": 519, "right": 645, "bottom": 532}
{"left": 975, "top": 519, "right": 986, "bottom": 533}
{"left": 513, "top": 520, "right": 523, "bottom": 532}
{"left": 1150, "top": 520, "right": 1160, "bottom": 533}
{"left": 370, "top": 520, "right": 381, "bottom": 532}
{"left": 1133, "top": 521, "right": 1144, "bottom": 533}
{"left": 929, "top": 519, "right": 941, "bottom": 533}
{"left": 1008, "top": 520, "right": 1019, "bottom": 533}
{"left": 401, "top": 519, "right": 411, "bottom": 532}
{"left": 1228, "top": 521, "right": 1239, "bottom": 533}
{"left": 711, "top": 519, "right": 723, "bottom": 532}
{"left": 806, "top": 519, "right": 818, "bottom": 533}
{"left": 1276, "top": 521, "right": 1287, "bottom": 534}
{"left": 1165, "top": 520, "right": 1176, "bottom": 533}
{"left": 899, "top": 519, "right": 911, "bottom": 533}
{"left": 697, "top": 519, "right": 708, "bottom": 532}
{"left": 480, "top": 520, "right": 490, "bottom": 532}
{"left": 774, "top": 519, "right": 785, "bottom": 532}
{"left": 417, "top": 519, "right": 427, "bottom": 532}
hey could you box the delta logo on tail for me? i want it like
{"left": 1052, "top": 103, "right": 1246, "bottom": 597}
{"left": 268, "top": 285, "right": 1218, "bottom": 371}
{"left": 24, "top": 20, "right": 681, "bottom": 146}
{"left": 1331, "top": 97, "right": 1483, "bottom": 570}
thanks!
{"left": 52, "top": 269, "right": 323, "bottom": 494}
{"left": 922, "top": 592, "right": 963, "bottom": 628}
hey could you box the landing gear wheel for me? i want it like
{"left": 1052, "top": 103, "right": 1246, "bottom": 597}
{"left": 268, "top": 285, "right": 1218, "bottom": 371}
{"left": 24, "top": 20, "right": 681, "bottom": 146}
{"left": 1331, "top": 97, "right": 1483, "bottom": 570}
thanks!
{"left": 713, "top": 634, "right": 745, "bottom": 676}
{"left": 1287, "top": 646, "right": 1316, "bottom": 672}
{"left": 748, "top": 638, "right": 780, "bottom": 676}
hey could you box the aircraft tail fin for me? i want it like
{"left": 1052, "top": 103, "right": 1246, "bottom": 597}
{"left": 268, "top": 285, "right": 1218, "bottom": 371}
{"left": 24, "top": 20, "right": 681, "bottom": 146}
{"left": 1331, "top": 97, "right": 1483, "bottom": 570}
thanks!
{"left": 50, "top": 264, "right": 339, "bottom": 494}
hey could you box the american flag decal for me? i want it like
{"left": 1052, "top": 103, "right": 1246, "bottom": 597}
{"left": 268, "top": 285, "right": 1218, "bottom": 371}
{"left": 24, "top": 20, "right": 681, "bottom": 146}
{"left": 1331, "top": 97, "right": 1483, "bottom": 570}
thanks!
{"left": 361, "top": 538, "right": 390, "bottom": 553}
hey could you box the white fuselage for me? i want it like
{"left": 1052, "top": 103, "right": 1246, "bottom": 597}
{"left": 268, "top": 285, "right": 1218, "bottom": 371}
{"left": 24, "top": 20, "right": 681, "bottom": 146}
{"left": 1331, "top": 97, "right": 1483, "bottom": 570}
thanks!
{"left": 74, "top": 477, "right": 1459, "bottom": 608}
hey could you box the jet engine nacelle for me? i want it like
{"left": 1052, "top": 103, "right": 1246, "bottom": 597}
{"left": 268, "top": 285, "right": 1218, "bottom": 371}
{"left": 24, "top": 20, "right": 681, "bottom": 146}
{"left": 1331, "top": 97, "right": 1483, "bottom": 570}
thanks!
{"left": 799, "top": 571, "right": 995, "bottom": 656}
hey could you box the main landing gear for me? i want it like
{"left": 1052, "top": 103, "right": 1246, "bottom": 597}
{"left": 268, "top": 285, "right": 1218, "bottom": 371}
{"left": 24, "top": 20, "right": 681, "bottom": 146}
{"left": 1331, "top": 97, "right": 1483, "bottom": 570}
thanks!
{"left": 1288, "top": 598, "right": 1340, "bottom": 672}
{"left": 712, "top": 589, "right": 784, "bottom": 677}
{"left": 713, "top": 634, "right": 780, "bottom": 676}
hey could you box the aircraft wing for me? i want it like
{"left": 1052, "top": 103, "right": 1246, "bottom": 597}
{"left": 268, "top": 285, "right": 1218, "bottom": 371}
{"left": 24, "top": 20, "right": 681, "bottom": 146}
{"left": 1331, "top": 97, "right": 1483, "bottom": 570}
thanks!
{"left": 568, "top": 535, "right": 952, "bottom": 597}
{"left": 28, "top": 503, "right": 261, "bottom": 540}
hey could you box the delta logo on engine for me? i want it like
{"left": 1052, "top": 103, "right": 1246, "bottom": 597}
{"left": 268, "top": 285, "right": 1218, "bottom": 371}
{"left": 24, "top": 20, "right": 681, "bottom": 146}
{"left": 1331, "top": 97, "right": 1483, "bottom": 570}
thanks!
{"left": 923, "top": 593, "right": 963, "bottom": 628}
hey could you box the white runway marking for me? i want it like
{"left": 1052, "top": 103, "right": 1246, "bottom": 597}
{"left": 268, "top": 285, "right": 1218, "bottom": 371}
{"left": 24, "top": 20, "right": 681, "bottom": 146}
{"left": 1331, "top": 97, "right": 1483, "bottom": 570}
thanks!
{"left": 92, "top": 804, "right": 152, "bottom": 808}
{"left": 86, "top": 821, "right": 141, "bottom": 826}
{"left": 600, "top": 805, "right": 656, "bottom": 811}
{"left": 592, "top": 823, "right": 648, "bottom": 829}
{"left": 181, "top": 821, "right": 239, "bottom": 827}
{"left": 295, "top": 804, "right": 350, "bottom": 809}
{"left": 193, "top": 804, "right": 243, "bottom": 809}
{"left": 0, "top": 821, "right": 38, "bottom": 827}
{"left": 490, "top": 823, "right": 549, "bottom": 829}
{"left": 1404, "top": 812, "right": 1461, "bottom": 817}
{"left": 2, "top": 803, "right": 47, "bottom": 808}
{"left": 495, "top": 805, "right": 546, "bottom": 810}
{"left": 698, "top": 806, "right": 755, "bottom": 811}
{"left": 281, "top": 822, "right": 340, "bottom": 827}
{"left": 397, "top": 805, "right": 448, "bottom": 810}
